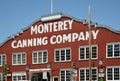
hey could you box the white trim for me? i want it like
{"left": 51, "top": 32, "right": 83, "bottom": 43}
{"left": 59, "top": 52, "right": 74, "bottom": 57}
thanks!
{"left": 54, "top": 47, "right": 71, "bottom": 62}
{"left": 12, "top": 72, "right": 26, "bottom": 76}
{"left": 106, "top": 66, "right": 120, "bottom": 81}
{"left": 79, "top": 67, "right": 98, "bottom": 81}
{"left": 32, "top": 50, "right": 48, "bottom": 64}
{"left": 106, "top": 42, "right": 120, "bottom": 58}
{"left": 0, "top": 54, "right": 7, "bottom": 67}
{"left": 79, "top": 45, "right": 98, "bottom": 60}
{"left": 29, "top": 68, "right": 51, "bottom": 72}
{"left": 41, "top": 14, "right": 62, "bottom": 22}
{"left": 106, "top": 66, "right": 120, "bottom": 68}
{"left": 12, "top": 52, "right": 26, "bottom": 65}
{"left": 60, "top": 69, "right": 72, "bottom": 81}
{"left": 106, "top": 42, "right": 120, "bottom": 45}
{"left": 12, "top": 72, "right": 26, "bottom": 81}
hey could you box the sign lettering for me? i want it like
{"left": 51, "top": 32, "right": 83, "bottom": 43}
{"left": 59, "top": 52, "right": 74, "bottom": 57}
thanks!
{"left": 31, "top": 19, "right": 73, "bottom": 35}
{"left": 11, "top": 19, "right": 99, "bottom": 48}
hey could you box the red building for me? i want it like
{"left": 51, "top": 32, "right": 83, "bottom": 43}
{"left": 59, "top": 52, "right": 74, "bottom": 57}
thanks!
{"left": 0, "top": 13, "right": 120, "bottom": 81}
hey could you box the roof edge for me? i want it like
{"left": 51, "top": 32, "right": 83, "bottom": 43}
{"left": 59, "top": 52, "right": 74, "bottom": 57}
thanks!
{"left": 0, "top": 13, "right": 120, "bottom": 47}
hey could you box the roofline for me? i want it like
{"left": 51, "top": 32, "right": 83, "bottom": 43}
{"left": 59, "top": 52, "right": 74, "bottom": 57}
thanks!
{"left": 61, "top": 14, "right": 120, "bottom": 33}
{"left": 0, "top": 13, "right": 120, "bottom": 47}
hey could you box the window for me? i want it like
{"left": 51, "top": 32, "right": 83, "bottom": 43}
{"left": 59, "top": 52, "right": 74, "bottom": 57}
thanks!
{"left": 32, "top": 50, "right": 48, "bottom": 64}
{"left": 60, "top": 69, "right": 71, "bottom": 81}
{"left": 12, "top": 53, "right": 26, "bottom": 65}
{"left": 107, "top": 66, "right": 120, "bottom": 81}
{"left": 12, "top": 72, "right": 26, "bottom": 81}
{"left": 79, "top": 68, "right": 97, "bottom": 81}
{"left": 79, "top": 45, "right": 98, "bottom": 60}
{"left": 107, "top": 43, "right": 120, "bottom": 58}
{"left": 0, "top": 54, "right": 6, "bottom": 66}
{"left": 55, "top": 48, "right": 71, "bottom": 62}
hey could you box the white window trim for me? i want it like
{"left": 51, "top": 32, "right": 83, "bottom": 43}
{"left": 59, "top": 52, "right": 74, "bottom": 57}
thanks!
{"left": 79, "top": 45, "right": 98, "bottom": 60}
{"left": 60, "top": 69, "right": 72, "bottom": 81}
{"left": 106, "top": 42, "right": 120, "bottom": 58}
{"left": 79, "top": 67, "right": 98, "bottom": 81}
{"left": 54, "top": 47, "right": 71, "bottom": 62}
{"left": 32, "top": 50, "right": 48, "bottom": 64}
{"left": 0, "top": 54, "right": 7, "bottom": 67}
{"left": 106, "top": 66, "right": 120, "bottom": 81}
{"left": 12, "top": 72, "right": 26, "bottom": 81}
{"left": 12, "top": 52, "right": 26, "bottom": 65}
{"left": 12, "top": 72, "right": 26, "bottom": 76}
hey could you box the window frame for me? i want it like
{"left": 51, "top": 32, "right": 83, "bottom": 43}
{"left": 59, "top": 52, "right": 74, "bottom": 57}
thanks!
{"left": 106, "top": 66, "right": 120, "bottom": 81}
{"left": 106, "top": 43, "right": 120, "bottom": 58}
{"left": 12, "top": 52, "right": 26, "bottom": 65}
{"left": 0, "top": 54, "right": 6, "bottom": 67}
{"left": 79, "top": 45, "right": 98, "bottom": 60}
{"left": 60, "top": 69, "right": 72, "bottom": 81}
{"left": 79, "top": 67, "right": 98, "bottom": 81}
{"left": 12, "top": 72, "right": 26, "bottom": 81}
{"left": 54, "top": 48, "right": 71, "bottom": 62}
{"left": 32, "top": 50, "right": 48, "bottom": 64}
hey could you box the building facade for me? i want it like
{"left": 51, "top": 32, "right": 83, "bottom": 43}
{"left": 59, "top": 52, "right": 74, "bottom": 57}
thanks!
{"left": 0, "top": 13, "right": 120, "bottom": 81}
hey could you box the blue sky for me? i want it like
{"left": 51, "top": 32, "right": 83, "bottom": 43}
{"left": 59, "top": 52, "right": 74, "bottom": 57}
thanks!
{"left": 0, "top": 0, "right": 120, "bottom": 44}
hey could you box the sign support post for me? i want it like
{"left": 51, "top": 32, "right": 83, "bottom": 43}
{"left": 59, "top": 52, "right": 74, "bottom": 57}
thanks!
{"left": 51, "top": 0, "right": 53, "bottom": 14}
{"left": 88, "top": 6, "right": 92, "bottom": 81}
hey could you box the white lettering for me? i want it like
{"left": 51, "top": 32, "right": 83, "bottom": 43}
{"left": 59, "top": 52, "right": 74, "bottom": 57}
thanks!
{"left": 56, "top": 35, "right": 62, "bottom": 44}
{"left": 58, "top": 21, "right": 63, "bottom": 31}
{"left": 92, "top": 30, "right": 99, "bottom": 39}
{"left": 22, "top": 39, "right": 27, "bottom": 47}
{"left": 78, "top": 32, "right": 85, "bottom": 41}
{"left": 17, "top": 40, "right": 23, "bottom": 48}
{"left": 28, "top": 39, "right": 33, "bottom": 47}
{"left": 68, "top": 20, "right": 73, "bottom": 29}
{"left": 38, "top": 25, "right": 44, "bottom": 34}
{"left": 11, "top": 40, "right": 17, "bottom": 48}
{"left": 49, "top": 30, "right": 99, "bottom": 45}
{"left": 42, "top": 37, "right": 48, "bottom": 45}
{"left": 63, "top": 20, "right": 68, "bottom": 30}
{"left": 63, "top": 34, "right": 71, "bottom": 43}
{"left": 33, "top": 38, "right": 37, "bottom": 46}
{"left": 31, "top": 25, "right": 38, "bottom": 35}
{"left": 53, "top": 22, "right": 58, "bottom": 32}
{"left": 11, "top": 29, "right": 99, "bottom": 48}
{"left": 49, "top": 23, "right": 53, "bottom": 32}
{"left": 11, "top": 37, "right": 48, "bottom": 48}
{"left": 30, "top": 19, "right": 73, "bottom": 35}
{"left": 50, "top": 35, "right": 56, "bottom": 44}
{"left": 85, "top": 31, "right": 89, "bottom": 40}
{"left": 44, "top": 23, "right": 49, "bottom": 33}
{"left": 72, "top": 33, "right": 78, "bottom": 42}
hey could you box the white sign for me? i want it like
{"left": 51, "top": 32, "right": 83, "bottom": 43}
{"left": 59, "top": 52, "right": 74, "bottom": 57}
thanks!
{"left": 43, "top": 72, "right": 48, "bottom": 79}
{"left": 7, "top": 73, "right": 11, "bottom": 77}
{"left": 71, "top": 69, "right": 78, "bottom": 79}
{"left": 99, "top": 73, "right": 104, "bottom": 77}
